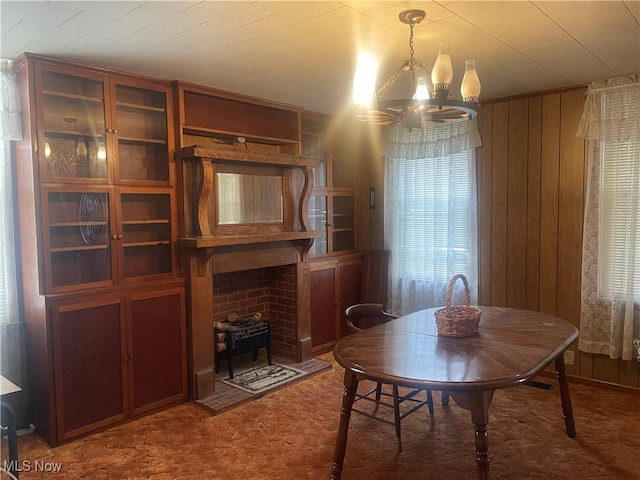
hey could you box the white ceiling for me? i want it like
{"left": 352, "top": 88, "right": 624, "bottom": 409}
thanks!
{"left": 1, "top": 1, "right": 639, "bottom": 115}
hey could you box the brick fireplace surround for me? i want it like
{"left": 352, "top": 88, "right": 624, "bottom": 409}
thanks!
{"left": 213, "top": 266, "right": 299, "bottom": 360}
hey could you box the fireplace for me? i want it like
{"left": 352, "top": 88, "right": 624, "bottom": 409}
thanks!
{"left": 213, "top": 265, "right": 298, "bottom": 360}
{"left": 178, "top": 145, "right": 321, "bottom": 399}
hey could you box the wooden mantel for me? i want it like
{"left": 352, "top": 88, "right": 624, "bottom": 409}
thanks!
{"left": 178, "top": 145, "right": 321, "bottom": 399}
{"left": 180, "top": 144, "right": 319, "bottom": 167}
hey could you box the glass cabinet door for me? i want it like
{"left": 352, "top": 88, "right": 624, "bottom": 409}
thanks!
{"left": 309, "top": 195, "right": 328, "bottom": 255}
{"left": 42, "top": 187, "right": 114, "bottom": 292}
{"left": 301, "top": 118, "right": 327, "bottom": 188}
{"left": 37, "top": 66, "right": 109, "bottom": 183}
{"left": 113, "top": 83, "right": 170, "bottom": 185}
{"left": 331, "top": 134, "right": 355, "bottom": 189}
{"left": 332, "top": 194, "right": 355, "bottom": 252}
{"left": 117, "top": 190, "right": 174, "bottom": 281}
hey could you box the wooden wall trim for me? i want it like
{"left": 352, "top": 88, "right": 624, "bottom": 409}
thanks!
{"left": 479, "top": 86, "right": 639, "bottom": 389}
{"left": 538, "top": 370, "right": 640, "bottom": 397}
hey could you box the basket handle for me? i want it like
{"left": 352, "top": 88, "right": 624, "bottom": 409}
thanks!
{"left": 445, "top": 274, "right": 471, "bottom": 314}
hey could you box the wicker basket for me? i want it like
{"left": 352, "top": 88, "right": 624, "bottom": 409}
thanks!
{"left": 434, "top": 274, "right": 481, "bottom": 337}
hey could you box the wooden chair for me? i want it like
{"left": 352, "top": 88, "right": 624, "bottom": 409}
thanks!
{"left": 345, "top": 303, "right": 435, "bottom": 452}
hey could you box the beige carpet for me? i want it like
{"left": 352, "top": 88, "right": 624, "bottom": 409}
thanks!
{"left": 4, "top": 352, "right": 639, "bottom": 479}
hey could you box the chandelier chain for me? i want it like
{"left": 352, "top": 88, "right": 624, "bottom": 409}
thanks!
{"left": 409, "top": 22, "right": 415, "bottom": 61}
{"left": 374, "top": 65, "right": 404, "bottom": 100}
{"left": 374, "top": 19, "right": 419, "bottom": 101}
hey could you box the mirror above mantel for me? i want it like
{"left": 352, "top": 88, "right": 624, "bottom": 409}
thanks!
{"left": 216, "top": 171, "right": 284, "bottom": 225}
{"left": 178, "top": 145, "right": 322, "bottom": 251}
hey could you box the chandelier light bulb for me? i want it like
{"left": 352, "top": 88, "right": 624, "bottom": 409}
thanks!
{"left": 414, "top": 76, "right": 430, "bottom": 100}
{"left": 431, "top": 43, "right": 453, "bottom": 102}
{"left": 44, "top": 142, "right": 51, "bottom": 158}
{"left": 461, "top": 60, "right": 481, "bottom": 103}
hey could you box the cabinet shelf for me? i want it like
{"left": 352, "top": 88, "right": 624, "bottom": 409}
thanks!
{"left": 122, "top": 219, "right": 170, "bottom": 225}
{"left": 302, "top": 131, "right": 325, "bottom": 138}
{"left": 43, "top": 90, "right": 103, "bottom": 104}
{"left": 45, "top": 130, "right": 105, "bottom": 140}
{"left": 50, "top": 221, "right": 108, "bottom": 227}
{"left": 50, "top": 244, "right": 109, "bottom": 253}
{"left": 116, "top": 102, "right": 165, "bottom": 113}
{"left": 118, "top": 136, "right": 167, "bottom": 145}
{"left": 123, "top": 241, "right": 171, "bottom": 248}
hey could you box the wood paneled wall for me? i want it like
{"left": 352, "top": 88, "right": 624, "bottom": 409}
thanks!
{"left": 479, "top": 87, "right": 639, "bottom": 389}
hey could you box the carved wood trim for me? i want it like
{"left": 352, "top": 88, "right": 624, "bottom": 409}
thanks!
{"left": 299, "top": 167, "right": 314, "bottom": 232}
{"left": 198, "top": 159, "right": 213, "bottom": 237}
{"left": 196, "top": 248, "right": 215, "bottom": 276}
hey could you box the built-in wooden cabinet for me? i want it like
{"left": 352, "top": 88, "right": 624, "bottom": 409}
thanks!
{"left": 303, "top": 113, "right": 361, "bottom": 353}
{"left": 302, "top": 114, "right": 357, "bottom": 256}
{"left": 13, "top": 54, "right": 186, "bottom": 446}
{"left": 41, "top": 187, "right": 175, "bottom": 292}
{"left": 33, "top": 61, "right": 177, "bottom": 294}
{"left": 175, "top": 81, "right": 301, "bottom": 157}
{"left": 50, "top": 286, "right": 186, "bottom": 442}
{"left": 310, "top": 256, "right": 362, "bottom": 354}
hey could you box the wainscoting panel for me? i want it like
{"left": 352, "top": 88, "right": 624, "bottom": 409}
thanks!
{"left": 479, "top": 87, "right": 639, "bottom": 389}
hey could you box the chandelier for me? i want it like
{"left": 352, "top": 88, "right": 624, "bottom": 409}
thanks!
{"left": 355, "top": 9, "right": 481, "bottom": 130}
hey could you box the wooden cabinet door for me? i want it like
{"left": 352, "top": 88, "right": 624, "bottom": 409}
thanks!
{"left": 52, "top": 297, "right": 126, "bottom": 441}
{"left": 310, "top": 267, "right": 337, "bottom": 351}
{"left": 127, "top": 288, "right": 186, "bottom": 415}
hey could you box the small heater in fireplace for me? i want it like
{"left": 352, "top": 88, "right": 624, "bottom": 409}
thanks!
{"left": 215, "top": 313, "right": 272, "bottom": 379}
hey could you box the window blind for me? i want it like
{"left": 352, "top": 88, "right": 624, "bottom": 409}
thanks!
{"left": 598, "top": 129, "right": 640, "bottom": 300}
{"left": 387, "top": 151, "right": 474, "bottom": 283}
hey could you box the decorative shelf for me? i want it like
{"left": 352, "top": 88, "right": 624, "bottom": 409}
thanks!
{"left": 182, "top": 126, "right": 298, "bottom": 147}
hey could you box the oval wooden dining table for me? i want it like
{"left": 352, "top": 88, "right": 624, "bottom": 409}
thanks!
{"left": 330, "top": 306, "right": 579, "bottom": 480}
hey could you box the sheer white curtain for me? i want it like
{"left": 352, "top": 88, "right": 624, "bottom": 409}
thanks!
{"left": 0, "top": 59, "right": 21, "bottom": 326}
{"left": 0, "top": 59, "right": 22, "bottom": 387}
{"left": 576, "top": 75, "right": 640, "bottom": 361}
{"left": 383, "top": 119, "right": 481, "bottom": 315}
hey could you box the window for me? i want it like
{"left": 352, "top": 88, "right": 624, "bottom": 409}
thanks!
{"left": 383, "top": 121, "right": 480, "bottom": 315}
{"left": 597, "top": 111, "right": 640, "bottom": 301}
{"left": 577, "top": 76, "right": 639, "bottom": 360}
{"left": 386, "top": 152, "right": 474, "bottom": 282}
